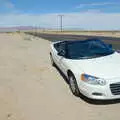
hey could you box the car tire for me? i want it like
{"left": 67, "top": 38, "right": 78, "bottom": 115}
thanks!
{"left": 50, "top": 54, "right": 55, "bottom": 66}
{"left": 68, "top": 73, "right": 80, "bottom": 97}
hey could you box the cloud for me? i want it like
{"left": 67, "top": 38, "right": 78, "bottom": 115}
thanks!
{"left": 76, "top": 2, "right": 120, "bottom": 9}
{"left": 0, "top": 0, "right": 14, "bottom": 8}
{"left": 0, "top": 0, "right": 15, "bottom": 13}
{"left": 5, "top": 1, "right": 15, "bottom": 9}
{"left": 85, "top": 9, "right": 101, "bottom": 13}
{"left": 0, "top": 12, "right": 120, "bottom": 30}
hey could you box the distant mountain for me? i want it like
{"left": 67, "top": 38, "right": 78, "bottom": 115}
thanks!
{"left": 0, "top": 26, "right": 35, "bottom": 32}
{"left": 14, "top": 26, "right": 35, "bottom": 30}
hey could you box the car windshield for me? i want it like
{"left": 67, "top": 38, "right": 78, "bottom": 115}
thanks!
{"left": 67, "top": 39, "right": 115, "bottom": 59}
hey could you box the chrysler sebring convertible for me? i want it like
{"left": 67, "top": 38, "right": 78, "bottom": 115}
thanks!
{"left": 50, "top": 38, "right": 120, "bottom": 100}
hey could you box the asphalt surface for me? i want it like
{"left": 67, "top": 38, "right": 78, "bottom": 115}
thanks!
{"left": 26, "top": 32, "right": 120, "bottom": 50}
{"left": 27, "top": 32, "right": 120, "bottom": 42}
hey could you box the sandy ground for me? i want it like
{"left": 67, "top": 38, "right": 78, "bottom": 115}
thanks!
{"left": 0, "top": 33, "right": 120, "bottom": 120}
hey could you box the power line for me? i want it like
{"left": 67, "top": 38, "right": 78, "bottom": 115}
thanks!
{"left": 58, "top": 15, "right": 64, "bottom": 32}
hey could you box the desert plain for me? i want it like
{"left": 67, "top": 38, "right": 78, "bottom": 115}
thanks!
{"left": 0, "top": 33, "right": 120, "bottom": 120}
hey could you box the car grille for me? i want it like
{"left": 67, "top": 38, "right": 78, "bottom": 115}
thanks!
{"left": 110, "top": 83, "right": 120, "bottom": 95}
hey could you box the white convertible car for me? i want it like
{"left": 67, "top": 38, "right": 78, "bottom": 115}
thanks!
{"left": 50, "top": 38, "right": 120, "bottom": 100}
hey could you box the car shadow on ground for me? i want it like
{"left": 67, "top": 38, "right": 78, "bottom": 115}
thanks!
{"left": 79, "top": 94, "right": 120, "bottom": 105}
{"left": 54, "top": 65, "right": 120, "bottom": 105}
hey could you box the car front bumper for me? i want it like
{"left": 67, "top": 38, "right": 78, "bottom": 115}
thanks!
{"left": 78, "top": 79, "right": 120, "bottom": 100}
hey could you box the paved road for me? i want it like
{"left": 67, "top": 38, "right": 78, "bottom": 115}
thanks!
{"left": 27, "top": 32, "right": 120, "bottom": 42}
{"left": 0, "top": 33, "right": 120, "bottom": 120}
{"left": 27, "top": 32, "right": 120, "bottom": 50}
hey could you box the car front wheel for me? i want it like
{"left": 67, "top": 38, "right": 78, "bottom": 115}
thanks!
{"left": 68, "top": 73, "right": 80, "bottom": 97}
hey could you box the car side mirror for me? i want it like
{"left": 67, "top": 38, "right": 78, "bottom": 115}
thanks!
{"left": 57, "top": 50, "right": 65, "bottom": 57}
{"left": 117, "top": 50, "right": 120, "bottom": 53}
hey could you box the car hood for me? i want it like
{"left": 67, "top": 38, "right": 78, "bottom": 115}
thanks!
{"left": 70, "top": 52, "right": 120, "bottom": 79}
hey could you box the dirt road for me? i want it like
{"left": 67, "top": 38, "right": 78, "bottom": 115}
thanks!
{"left": 0, "top": 33, "right": 120, "bottom": 120}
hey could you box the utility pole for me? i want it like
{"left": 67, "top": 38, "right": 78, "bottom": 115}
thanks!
{"left": 58, "top": 15, "right": 64, "bottom": 32}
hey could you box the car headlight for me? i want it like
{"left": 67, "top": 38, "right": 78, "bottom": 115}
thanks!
{"left": 81, "top": 74, "right": 106, "bottom": 86}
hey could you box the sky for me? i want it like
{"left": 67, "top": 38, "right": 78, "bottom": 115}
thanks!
{"left": 0, "top": 0, "right": 120, "bottom": 30}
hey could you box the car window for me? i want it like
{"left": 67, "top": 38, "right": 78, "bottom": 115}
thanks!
{"left": 59, "top": 42, "right": 66, "bottom": 53}
{"left": 67, "top": 39, "right": 114, "bottom": 59}
{"left": 54, "top": 42, "right": 66, "bottom": 53}
{"left": 54, "top": 43, "right": 60, "bottom": 52}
